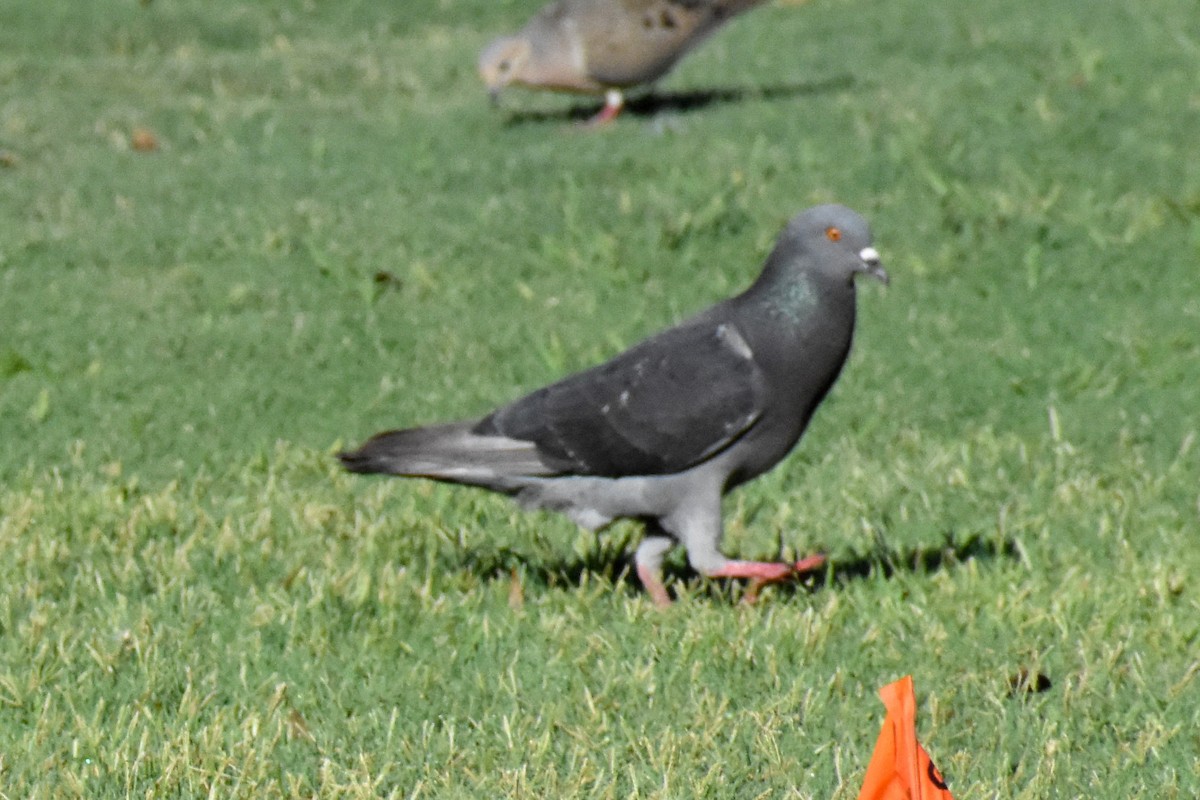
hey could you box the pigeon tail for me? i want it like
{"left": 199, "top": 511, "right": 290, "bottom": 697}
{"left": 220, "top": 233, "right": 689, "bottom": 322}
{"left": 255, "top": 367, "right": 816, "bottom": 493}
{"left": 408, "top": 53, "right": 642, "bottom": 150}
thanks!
{"left": 338, "top": 422, "right": 556, "bottom": 488}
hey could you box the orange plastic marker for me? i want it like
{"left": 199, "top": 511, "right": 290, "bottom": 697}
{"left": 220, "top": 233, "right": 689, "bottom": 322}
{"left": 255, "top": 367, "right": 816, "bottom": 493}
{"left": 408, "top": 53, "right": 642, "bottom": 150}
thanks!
{"left": 856, "top": 676, "right": 955, "bottom": 800}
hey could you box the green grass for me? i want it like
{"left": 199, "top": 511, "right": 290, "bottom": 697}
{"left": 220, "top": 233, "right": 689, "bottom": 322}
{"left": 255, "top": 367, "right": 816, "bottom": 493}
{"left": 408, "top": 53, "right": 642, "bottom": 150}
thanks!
{"left": 1, "top": 0, "right": 1198, "bottom": 796}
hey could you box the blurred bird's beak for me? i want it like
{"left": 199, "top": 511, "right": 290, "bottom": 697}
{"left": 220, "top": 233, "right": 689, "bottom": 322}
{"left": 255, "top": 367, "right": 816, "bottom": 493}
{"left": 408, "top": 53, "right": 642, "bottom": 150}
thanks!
{"left": 488, "top": 88, "right": 502, "bottom": 108}
{"left": 858, "top": 247, "right": 889, "bottom": 285}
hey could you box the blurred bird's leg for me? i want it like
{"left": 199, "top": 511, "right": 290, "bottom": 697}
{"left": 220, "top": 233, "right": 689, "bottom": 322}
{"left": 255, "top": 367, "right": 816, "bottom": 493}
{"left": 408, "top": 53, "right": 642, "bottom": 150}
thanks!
{"left": 707, "top": 552, "right": 826, "bottom": 580}
{"left": 740, "top": 554, "right": 827, "bottom": 604}
{"left": 793, "top": 554, "right": 827, "bottom": 573}
{"left": 585, "top": 89, "right": 625, "bottom": 126}
{"left": 669, "top": 497, "right": 825, "bottom": 601}
{"left": 634, "top": 534, "right": 676, "bottom": 608}
{"left": 705, "top": 553, "right": 827, "bottom": 605}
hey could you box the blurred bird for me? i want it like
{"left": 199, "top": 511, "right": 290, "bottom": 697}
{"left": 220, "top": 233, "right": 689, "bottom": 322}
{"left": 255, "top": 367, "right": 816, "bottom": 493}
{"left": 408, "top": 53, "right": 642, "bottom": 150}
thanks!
{"left": 479, "top": 0, "right": 770, "bottom": 124}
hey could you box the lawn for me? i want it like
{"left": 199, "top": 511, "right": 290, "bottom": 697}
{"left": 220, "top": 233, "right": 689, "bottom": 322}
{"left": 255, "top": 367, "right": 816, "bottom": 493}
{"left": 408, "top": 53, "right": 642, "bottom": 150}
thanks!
{"left": 1, "top": 0, "right": 1198, "bottom": 796}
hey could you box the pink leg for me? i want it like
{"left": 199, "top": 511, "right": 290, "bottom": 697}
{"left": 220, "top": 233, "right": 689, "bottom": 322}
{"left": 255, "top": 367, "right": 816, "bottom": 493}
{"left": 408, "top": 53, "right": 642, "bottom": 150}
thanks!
{"left": 637, "top": 563, "right": 673, "bottom": 608}
{"left": 583, "top": 89, "right": 625, "bottom": 127}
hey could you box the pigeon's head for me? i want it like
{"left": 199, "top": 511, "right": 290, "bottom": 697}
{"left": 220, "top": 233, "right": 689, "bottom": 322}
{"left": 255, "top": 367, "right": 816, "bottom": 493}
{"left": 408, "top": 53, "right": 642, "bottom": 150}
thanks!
{"left": 479, "top": 36, "right": 531, "bottom": 100}
{"left": 779, "top": 204, "right": 888, "bottom": 287}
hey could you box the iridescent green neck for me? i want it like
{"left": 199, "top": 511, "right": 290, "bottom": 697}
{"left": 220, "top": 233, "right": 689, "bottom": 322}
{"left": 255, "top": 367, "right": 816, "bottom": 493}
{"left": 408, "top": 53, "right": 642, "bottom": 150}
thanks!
{"left": 759, "top": 271, "right": 819, "bottom": 324}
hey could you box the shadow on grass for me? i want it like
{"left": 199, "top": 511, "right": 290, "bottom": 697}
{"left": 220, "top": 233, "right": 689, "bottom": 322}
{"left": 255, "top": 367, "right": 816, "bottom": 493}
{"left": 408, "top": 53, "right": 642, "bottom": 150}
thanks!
{"left": 462, "top": 527, "right": 1021, "bottom": 605}
{"left": 458, "top": 526, "right": 648, "bottom": 597}
{"left": 772, "top": 529, "right": 1023, "bottom": 602}
{"left": 499, "top": 76, "right": 856, "bottom": 127}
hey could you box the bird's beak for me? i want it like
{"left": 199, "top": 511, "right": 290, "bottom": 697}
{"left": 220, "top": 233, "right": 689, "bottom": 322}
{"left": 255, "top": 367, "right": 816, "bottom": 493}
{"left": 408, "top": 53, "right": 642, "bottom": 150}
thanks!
{"left": 858, "top": 246, "right": 889, "bottom": 285}
{"left": 488, "top": 87, "right": 502, "bottom": 108}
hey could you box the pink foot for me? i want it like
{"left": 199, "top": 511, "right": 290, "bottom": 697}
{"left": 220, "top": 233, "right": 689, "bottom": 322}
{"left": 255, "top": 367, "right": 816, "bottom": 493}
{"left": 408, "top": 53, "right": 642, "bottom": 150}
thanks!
{"left": 639, "top": 555, "right": 827, "bottom": 607}
{"left": 706, "top": 560, "right": 799, "bottom": 581}
{"left": 583, "top": 90, "right": 625, "bottom": 127}
{"left": 636, "top": 563, "right": 673, "bottom": 608}
{"left": 707, "top": 556, "right": 828, "bottom": 604}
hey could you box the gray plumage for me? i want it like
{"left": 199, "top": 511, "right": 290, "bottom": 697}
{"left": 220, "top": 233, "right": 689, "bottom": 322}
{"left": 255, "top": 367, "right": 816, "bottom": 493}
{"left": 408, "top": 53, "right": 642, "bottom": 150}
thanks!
{"left": 340, "top": 204, "right": 887, "bottom": 605}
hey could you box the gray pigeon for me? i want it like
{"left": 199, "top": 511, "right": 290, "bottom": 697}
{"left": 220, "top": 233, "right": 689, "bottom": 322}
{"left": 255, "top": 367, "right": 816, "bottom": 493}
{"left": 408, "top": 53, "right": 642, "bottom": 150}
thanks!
{"left": 479, "top": 0, "right": 770, "bottom": 124}
{"left": 340, "top": 204, "right": 887, "bottom": 606}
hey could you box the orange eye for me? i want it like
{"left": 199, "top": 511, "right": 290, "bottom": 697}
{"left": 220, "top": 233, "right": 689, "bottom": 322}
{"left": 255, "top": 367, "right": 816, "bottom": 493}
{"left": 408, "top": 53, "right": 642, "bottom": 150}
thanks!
{"left": 825, "top": 226, "right": 842, "bottom": 242}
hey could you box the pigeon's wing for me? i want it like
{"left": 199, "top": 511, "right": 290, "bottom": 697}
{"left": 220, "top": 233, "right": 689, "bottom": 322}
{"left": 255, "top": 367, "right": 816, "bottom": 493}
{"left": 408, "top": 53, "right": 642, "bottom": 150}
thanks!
{"left": 475, "top": 320, "right": 767, "bottom": 477}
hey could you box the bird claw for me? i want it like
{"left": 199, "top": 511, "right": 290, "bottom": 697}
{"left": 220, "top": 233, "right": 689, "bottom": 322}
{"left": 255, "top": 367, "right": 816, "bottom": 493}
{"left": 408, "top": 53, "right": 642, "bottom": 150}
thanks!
{"left": 639, "top": 555, "right": 826, "bottom": 607}
{"left": 742, "top": 578, "right": 768, "bottom": 605}
{"left": 794, "top": 554, "right": 827, "bottom": 574}
{"left": 708, "top": 556, "right": 825, "bottom": 582}
{"left": 730, "top": 555, "right": 827, "bottom": 604}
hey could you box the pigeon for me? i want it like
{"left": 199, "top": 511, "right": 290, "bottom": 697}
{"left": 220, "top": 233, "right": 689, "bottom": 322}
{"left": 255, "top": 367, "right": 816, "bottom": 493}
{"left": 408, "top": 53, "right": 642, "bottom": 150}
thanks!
{"left": 478, "top": 0, "right": 770, "bottom": 124}
{"left": 340, "top": 204, "right": 887, "bottom": 606}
